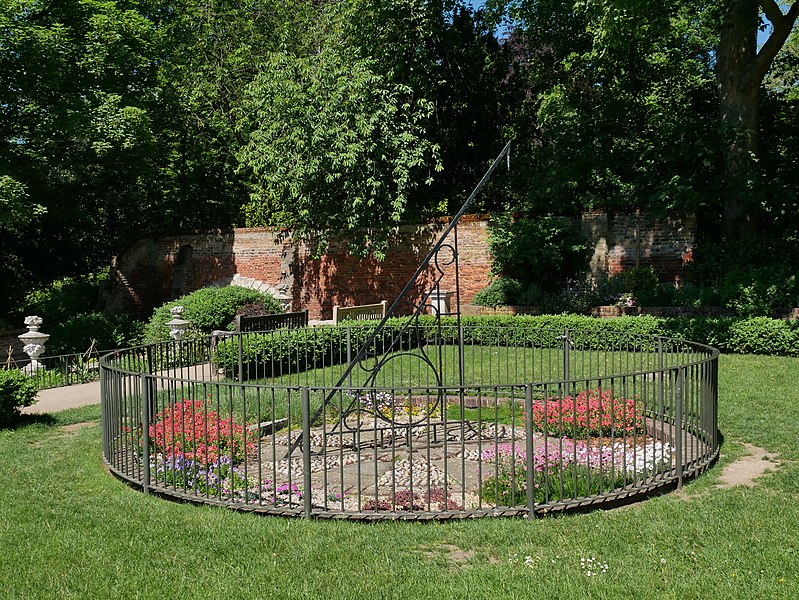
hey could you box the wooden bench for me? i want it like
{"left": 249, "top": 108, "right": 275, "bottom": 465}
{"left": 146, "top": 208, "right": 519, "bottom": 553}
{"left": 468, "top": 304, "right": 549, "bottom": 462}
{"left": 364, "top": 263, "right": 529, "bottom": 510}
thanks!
{"left": 332, "top": 301, "right": 387, "bottom": 324}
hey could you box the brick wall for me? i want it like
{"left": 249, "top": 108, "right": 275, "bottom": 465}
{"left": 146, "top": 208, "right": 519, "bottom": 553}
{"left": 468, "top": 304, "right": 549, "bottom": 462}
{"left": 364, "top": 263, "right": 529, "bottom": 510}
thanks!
{"left": 101, "top": 218, "right": 493, "bottom": 320}
{"left": 582, "top": 211, "right": 695, "bottom": 283}
{"left": 101, "top": 212, "right": 694, "bottom": 320}
{"left": 0, "top": 328, "right": 29, "bottom": 365}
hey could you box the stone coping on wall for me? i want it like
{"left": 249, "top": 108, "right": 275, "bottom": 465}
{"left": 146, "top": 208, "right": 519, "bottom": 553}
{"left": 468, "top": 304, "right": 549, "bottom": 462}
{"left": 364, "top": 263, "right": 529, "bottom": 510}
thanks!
{"left": 590, "top": 306, "right": 799, "bottom": 319}
{"left": 461, "top": 305, "right": 540, "bottom": 316}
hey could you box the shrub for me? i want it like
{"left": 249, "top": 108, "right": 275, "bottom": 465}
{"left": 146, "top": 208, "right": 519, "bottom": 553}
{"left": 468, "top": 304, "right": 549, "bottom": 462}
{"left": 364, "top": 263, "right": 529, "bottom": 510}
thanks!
{"left": 0, "top": 369, "right": 38, "bottom": 426}
{"left": 144, "top": 286, "right": 282, "bottom": 342}
{"left": 472, "top": 277, "right": 523, "bottom": 307}
{"left": 46, "top": 312, "right": 144, "bottom": 355}
{"left": 488, "top": 214, "right": 588, "bottom": 292}
{"left": 149, "top": 399, "right": 256, "bottom": 465}
{"left": 216, "top": 313, "right": 798, "bottom": 381}
{"left": 214, "top": 318, "right": 417, "bottom": 379}
{"left": 24, "top": 273, "right": 107, "bottom": 323}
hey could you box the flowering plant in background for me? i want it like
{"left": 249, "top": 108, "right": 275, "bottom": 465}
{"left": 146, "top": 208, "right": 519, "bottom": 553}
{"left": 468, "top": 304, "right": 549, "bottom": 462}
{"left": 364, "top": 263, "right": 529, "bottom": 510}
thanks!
{"left": 615, "top": 292, "right": 636, "bottom": 307}
{"left": 148, "top": 399, "right": 256, "bottom": 465}
{"left": 528, "top": 388, "right": 644, "bottom": 438}
{"left": 479, "top": 439, "right": 671, "bottom": 506}
{"left": 152, "top": 453, "right": 252, "bottom": 497}
{"left": 152, "top": 452, "right": 304, "bottom": 505}
{"left": 348, "top": 390, "right": 395, "bottom": 414}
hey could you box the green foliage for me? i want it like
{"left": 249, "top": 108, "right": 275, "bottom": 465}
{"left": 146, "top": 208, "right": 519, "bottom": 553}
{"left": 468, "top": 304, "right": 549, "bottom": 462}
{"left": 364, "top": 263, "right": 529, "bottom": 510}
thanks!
{"left": 689, "top": 240, "right": 799, "bottom": 316}
{"left": 236, "top": 41, "right": 439, "bottom": 257}
{"left": 472, "top": 277, "right": 523, "bottom": 307}
{"left": 500, "top": 0, "right": 719, "bottom": 215}
{"left": 487, "top": 215, "right": 588, "bottom": 291}
{"left": 24, "top": 274, "right": 107, "bottom": 324}
{"left": 0, "top": 175, "right": 45, "bottom": 230}
{"left": 46, "top": 313, "right": 144, "bottom": 356}
{"left": 145, "top": 287, "right": 281, "bottom": 343}
{"left": 0, "top": 369, "right": 37, "bottom": 426}
{"left": 213, "top": 319, "right": 415, "bottom": 379}
{"left": 215, "top": 313, "right": 799, "bottom": 379}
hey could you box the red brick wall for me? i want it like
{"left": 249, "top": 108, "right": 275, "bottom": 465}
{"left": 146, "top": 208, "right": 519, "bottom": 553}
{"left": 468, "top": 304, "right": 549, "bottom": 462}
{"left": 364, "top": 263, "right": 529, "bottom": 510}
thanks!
{"left": 102, "top": 212, "right": 694, "bottom": 320}
{"left": 582, "top": 211, "right": 695, "bottom": 283}
{"left": 101, "top": 219, "right": 493, "bottom": 320}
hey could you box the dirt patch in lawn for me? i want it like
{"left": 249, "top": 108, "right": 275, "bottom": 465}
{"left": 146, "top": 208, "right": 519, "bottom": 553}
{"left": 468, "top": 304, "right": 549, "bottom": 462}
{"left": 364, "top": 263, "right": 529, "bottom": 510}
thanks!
{"left": 717, "top": 443, "right": 775, "bottom": 488}
{"left": 58, "top": 422, "right": 95, "bottom": 435}
{"left": 419, "top": 544, "right": 477, "bottom": 571}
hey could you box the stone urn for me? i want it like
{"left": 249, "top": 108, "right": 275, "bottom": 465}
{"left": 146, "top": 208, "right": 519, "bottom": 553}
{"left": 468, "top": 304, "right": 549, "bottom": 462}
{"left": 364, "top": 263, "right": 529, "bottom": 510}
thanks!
{"left": 165, "top": 306, "right": 190, "bottom": 340}
{"left": 18, "top": 315, "right": 50, "bottom": 374}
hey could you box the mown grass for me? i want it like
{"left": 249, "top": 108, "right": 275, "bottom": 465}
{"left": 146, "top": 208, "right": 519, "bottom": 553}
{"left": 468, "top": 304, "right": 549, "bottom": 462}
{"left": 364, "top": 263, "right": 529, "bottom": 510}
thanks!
{"left": 1, "top": 354, "right": 797, "bottom": 599}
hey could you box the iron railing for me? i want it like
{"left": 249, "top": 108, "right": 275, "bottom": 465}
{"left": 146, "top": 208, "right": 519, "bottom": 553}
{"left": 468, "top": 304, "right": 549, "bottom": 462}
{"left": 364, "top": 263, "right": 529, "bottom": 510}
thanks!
{"left": 236, "top": 310, "right": 309, "bottom": 333}
{"left": 4, "top": 350, "right": 114, "bottom": 390}
{"left": 100, "top": 323, "right": 719, "bottom": 520}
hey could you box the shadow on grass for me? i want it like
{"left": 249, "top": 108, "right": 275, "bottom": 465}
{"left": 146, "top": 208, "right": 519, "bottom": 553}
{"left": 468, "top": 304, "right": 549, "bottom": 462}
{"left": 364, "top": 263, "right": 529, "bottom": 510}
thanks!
{"left": 1, "top": 412, "right": 58, "bottom": 431}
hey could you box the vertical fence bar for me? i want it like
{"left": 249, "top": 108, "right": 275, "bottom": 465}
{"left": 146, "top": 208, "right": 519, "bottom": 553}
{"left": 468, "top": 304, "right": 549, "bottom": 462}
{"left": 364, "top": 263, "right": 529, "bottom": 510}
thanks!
{"left": 141, "top": 374, "right": 151, "bottom": 494}
{"left": 525, "top": 383, "right": 535, "bottom": 519}
{"left": 657, "top": 337, "right": 664, "bottom": 417}
{"left": 675, "top": 367, "right": 684, "bottom": 490}
{"left": 302, "top": 387, "right": 313, "bottom": 519}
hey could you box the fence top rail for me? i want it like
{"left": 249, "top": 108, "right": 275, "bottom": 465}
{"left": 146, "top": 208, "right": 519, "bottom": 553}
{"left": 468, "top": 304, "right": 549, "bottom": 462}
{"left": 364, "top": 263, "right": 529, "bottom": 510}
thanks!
{"left": 117, "top": 355, "right": 718, "bottom": 392}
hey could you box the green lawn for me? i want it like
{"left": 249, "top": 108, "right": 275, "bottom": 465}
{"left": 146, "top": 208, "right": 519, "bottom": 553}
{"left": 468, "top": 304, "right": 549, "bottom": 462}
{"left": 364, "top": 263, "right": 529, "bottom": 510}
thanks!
{"left": 1, "top": 354, "right": 797, "bottom": 599}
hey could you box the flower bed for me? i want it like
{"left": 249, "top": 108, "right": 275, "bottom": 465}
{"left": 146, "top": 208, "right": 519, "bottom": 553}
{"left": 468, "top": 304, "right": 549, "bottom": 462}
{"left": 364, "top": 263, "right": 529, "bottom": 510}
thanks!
{"left": 479, "top": 438, "right": 672, "bottom": 506}
{"left": 528, "top": 388, "right": 644, "bottom": 438}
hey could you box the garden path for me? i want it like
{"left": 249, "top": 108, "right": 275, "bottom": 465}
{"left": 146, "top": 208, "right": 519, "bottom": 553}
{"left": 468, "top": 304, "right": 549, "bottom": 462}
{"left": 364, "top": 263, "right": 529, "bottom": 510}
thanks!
{"left": 22, "top": 381, "right": 100, "bottom": 414}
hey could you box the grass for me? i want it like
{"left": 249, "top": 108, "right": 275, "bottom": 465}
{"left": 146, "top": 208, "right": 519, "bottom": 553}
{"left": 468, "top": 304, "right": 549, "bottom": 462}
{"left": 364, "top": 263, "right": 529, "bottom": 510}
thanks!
{"left": 1, "top": 354, "right": 798, "bottom": 598}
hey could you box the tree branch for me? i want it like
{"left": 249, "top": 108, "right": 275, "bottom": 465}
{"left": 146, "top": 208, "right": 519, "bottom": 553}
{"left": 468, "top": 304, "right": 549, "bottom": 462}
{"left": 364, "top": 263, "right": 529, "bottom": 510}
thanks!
{"left": 760, "top": 0, "right": 787, "bottom": 28}
{"left": 754, "top": 1, "right": 799, "bottom": 81}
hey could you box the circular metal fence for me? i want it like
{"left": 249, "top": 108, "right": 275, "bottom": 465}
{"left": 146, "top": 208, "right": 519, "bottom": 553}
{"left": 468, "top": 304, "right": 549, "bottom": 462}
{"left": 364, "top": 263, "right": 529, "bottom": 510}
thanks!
{"left": 100, "top": 322, "right": 719, "bottom": 520}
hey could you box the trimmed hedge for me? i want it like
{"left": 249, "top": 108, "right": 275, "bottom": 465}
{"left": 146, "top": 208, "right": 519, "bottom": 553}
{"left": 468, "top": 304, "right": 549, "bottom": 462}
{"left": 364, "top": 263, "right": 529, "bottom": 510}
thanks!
{"left": 214, "top": 314, "right": 798, "bottom": 378}
{"left": 214, "top": 318, "right": 416, "bottom": 379}
{"left": 144, "top": 286, "right": 282, "bottom": 343}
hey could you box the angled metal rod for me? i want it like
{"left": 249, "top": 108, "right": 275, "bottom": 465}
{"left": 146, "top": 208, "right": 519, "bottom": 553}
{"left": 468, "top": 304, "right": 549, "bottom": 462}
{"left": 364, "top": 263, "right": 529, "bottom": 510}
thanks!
{"left": 287, "top": 140, "right": 511, "bottom": 457}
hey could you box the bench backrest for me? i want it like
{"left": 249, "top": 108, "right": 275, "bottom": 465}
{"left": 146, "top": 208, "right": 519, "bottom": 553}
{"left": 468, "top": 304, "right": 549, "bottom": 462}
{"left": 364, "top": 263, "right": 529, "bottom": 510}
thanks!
{"left": 332, "top": 301, "right": 387, "bottom": 324}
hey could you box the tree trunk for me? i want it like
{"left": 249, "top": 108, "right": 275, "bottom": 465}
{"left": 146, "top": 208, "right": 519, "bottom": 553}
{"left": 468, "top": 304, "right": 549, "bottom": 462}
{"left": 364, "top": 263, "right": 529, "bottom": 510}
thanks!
{"left": 718, "top": 0, "right": 760, "bottom": 237}
{"left": 717, "top": 0, "right": 799, "bottom": 238}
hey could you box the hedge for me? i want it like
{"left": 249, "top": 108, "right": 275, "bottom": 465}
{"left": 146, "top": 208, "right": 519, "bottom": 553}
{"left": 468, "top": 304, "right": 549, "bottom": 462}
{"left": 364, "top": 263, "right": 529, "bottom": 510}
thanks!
{"left": 213, "top": 318, "right": 418, "bottom": 379}
{"left": 214, "top": 314, "right": 798, "bottom": 378}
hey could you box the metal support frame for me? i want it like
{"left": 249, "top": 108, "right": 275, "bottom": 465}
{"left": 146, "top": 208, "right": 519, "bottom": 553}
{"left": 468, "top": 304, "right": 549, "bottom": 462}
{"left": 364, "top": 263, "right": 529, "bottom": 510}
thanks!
{"left": 288, "top": 141, "right": 512, "bottom": 456}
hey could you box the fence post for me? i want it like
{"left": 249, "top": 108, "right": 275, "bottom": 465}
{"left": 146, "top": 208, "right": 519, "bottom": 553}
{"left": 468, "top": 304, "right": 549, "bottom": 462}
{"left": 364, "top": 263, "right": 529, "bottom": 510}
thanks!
{"left": 141, "top": 374, "right": 152, "bottom": 494}
{"left": 302, "top": 387, "right": 313, "bottom": 519}
{"left": 675, "top": 367, "right": 684, "bottom": 490}
{"left": 237, "top": 332, "right": 244, "bottom": 385}
{"left": 562, "top": 329, "right": 570, "bottom": 383}
{"left": 658, "top": 337, "right": 664, "bottom": 417}
{"left": 525, "top": 383, "right": 535, "bottom": 520}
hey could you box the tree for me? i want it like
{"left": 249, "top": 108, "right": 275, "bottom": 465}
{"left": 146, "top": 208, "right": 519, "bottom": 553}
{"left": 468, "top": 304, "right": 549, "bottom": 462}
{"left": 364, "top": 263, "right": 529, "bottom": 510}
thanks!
{"left": 236, "top": 43, "right": 439, "bottom": 257}
{"left": 0, "top": 0, "right": 162, "bottom": 315}
{"left": 717, "top": 0, "right": 799, "bottom": 236}
{"left": 493, "top": 0, "right": 719, "bottom": 216}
